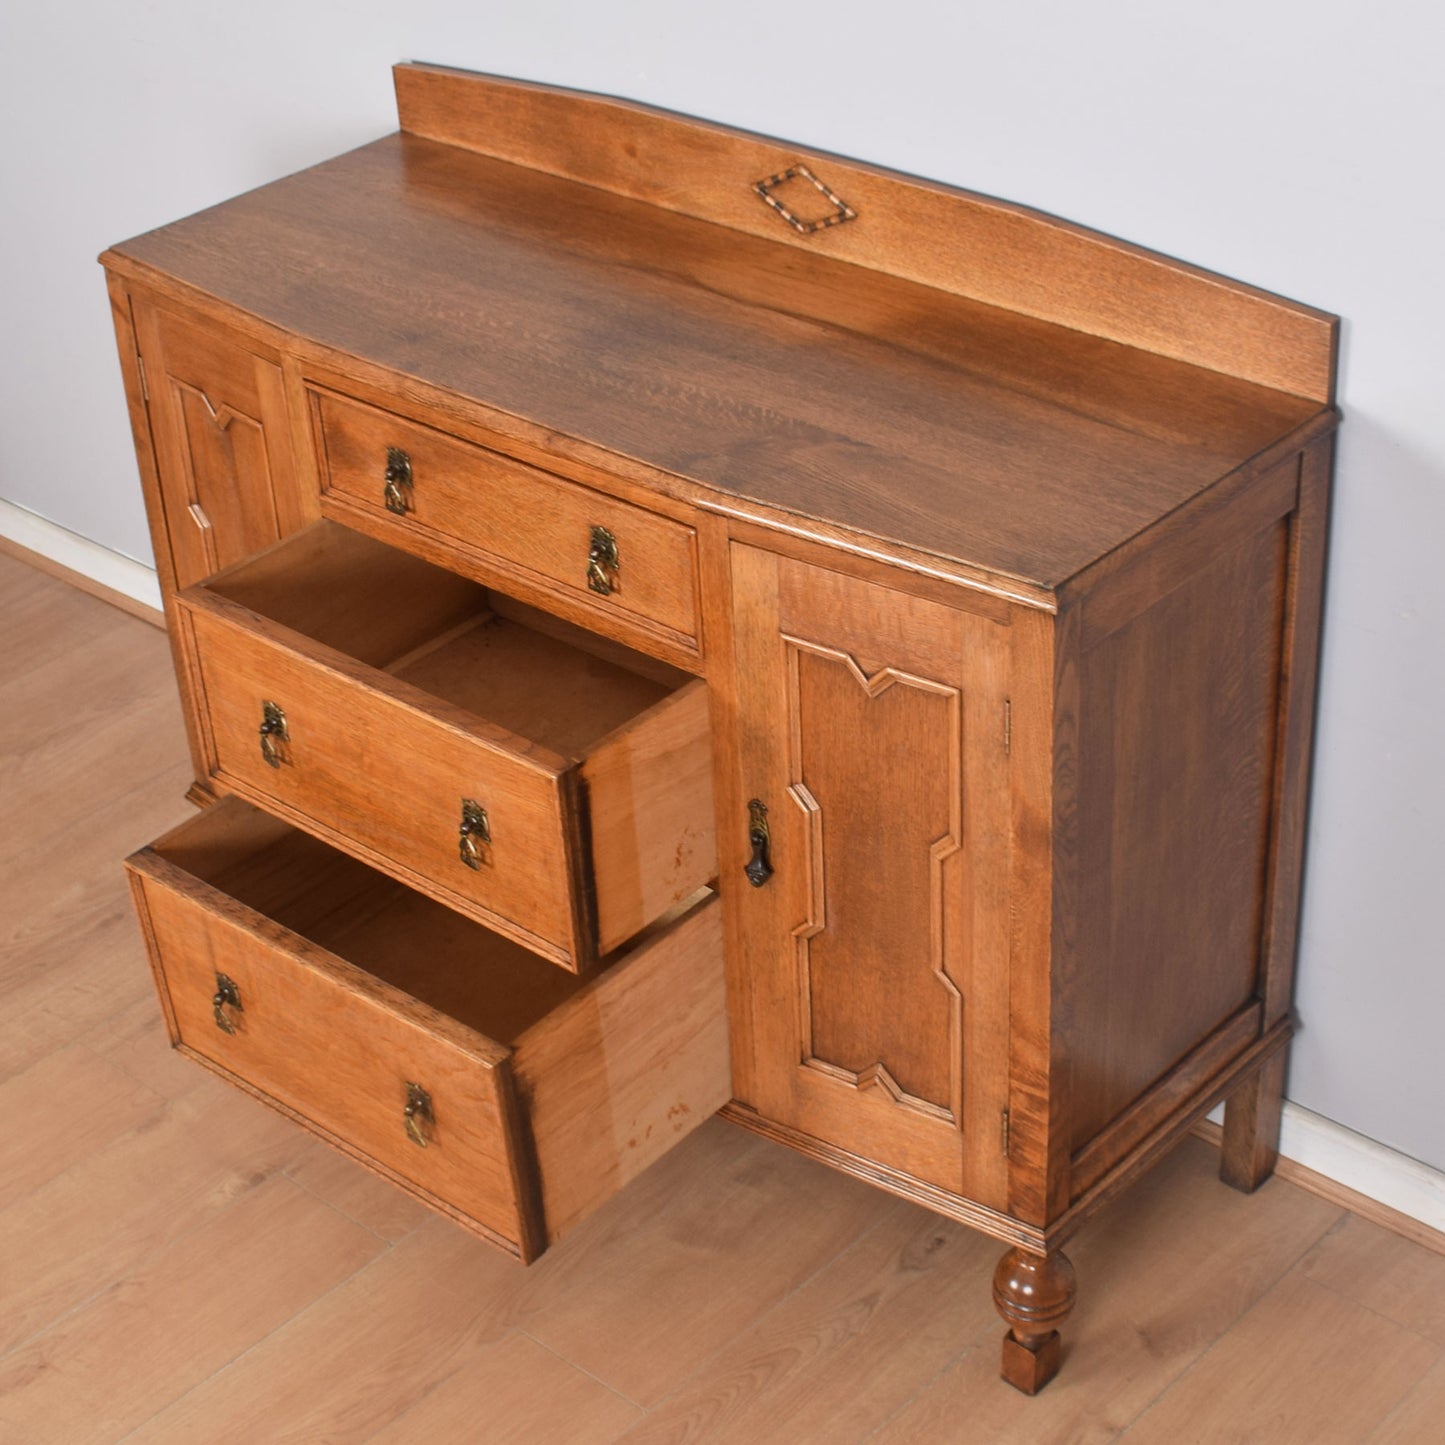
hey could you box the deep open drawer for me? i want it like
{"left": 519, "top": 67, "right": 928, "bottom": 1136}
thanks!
{"left": 175, "top": 520, "right": 715, "bottom": 971}
{"left": 126, "top": 798, "right": 729, "bottom": 1261}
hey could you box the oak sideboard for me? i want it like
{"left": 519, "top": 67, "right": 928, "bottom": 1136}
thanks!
{"left": 103, "top": 63, "right": 1337, "bottom": 1393}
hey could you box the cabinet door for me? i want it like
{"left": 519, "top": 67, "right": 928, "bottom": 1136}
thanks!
{"left": 726, "top": 545, "right": 1014, "bottom": 1207}
{"left": 133, "top": 300, "right": 301, "bottom": 589}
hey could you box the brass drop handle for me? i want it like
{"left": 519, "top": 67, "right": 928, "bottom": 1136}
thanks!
{"left": 745, "top": 798, "right": 774, "bottom": 888}
{"left": 587, "top": 525, "right": 620, "bottom": 596}
{"left": 458, "top": 798, "right": 491, "bottom": 870}
{"left": 383, "top": 446, "right": 413, "bottom": 515}
{"left": 212, "top": 972, "right": 243, "bottom": 1034}
{"left": 404, "top": 1082, "right": 433, "bottom": 1147}
{"left": 258, "top": 701, "right": 289, "bottom": 769}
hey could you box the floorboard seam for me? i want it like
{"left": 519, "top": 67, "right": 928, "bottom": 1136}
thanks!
{"left": 608, "top": 1202, "right": 906, "bottom": 1425}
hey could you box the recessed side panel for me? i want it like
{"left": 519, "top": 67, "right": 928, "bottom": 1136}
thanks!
{"left": 1068, "top": 472, "right": 1296, "bottom": 1156}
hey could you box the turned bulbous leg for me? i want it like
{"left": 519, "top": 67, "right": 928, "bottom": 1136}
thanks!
{"left": 992, "top": 1246, "right": 1077, "bottom": 1394}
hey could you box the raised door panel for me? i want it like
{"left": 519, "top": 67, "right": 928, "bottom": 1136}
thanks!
{"left": 134, "top": 300, "right": 302, "bottom": 589}
{"left": 728, "top": 545, "right": 1013, "bottom": 1207}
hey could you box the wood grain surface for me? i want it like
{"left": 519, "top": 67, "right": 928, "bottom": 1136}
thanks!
{"left": 103, "top": 130, "right": 1330, "bottom": 591}
{"left": 89, "top": 67, "right": 1349, "bottom": 1400}
{"left": 128, "top": 807, "right": 532, "bottom": 1255}
{"left": 518, "top": 897, "right": 730, "bottom": 1244}
{"left": 1065, "top": 511, "right": 1291, "bottom": 1154}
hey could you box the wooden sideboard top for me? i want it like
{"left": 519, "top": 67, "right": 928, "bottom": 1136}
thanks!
{"left": 103, "top": 66, "right": 1337, "bottom": 595}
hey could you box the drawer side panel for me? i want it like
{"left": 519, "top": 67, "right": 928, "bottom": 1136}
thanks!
{"left": 516, "top": 896, "right": 729, "bottom": 1244}
{"left": 583, "top": 679, "right": 718, "bottom": 956}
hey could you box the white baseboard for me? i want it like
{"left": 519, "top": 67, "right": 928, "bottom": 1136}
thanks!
{"left": 1279, "top": 1104, "right": 1445, "bottom": 1235}
{"left": 1207, "top": 1100, "right": 1445, "bottom": 1237}
{"left": 0, "top": 499, "right": 162, "bottom": 614}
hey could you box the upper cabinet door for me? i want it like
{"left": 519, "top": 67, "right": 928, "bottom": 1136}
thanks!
{"left": 133, "top": 300, "right": 302, "bottom": 589}
{"left": 726, "top": 545, "right": 1015, "bottom": 1209}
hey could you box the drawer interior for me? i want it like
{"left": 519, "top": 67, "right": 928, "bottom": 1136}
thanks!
{"left": 156, "top": 800, "right": 606, "bottom": 1045}
{"left": 200, "top": 520, "right": 691, "bottom": 759}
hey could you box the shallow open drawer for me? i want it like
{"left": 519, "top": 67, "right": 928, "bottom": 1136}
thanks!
{"left": 175, "top": 520, "right": 716, "bottom": 971}
{"left": 126, "top": 798, "right": 729, "bottom": 1262}
{"left": 310, "top": 384, "right": 701, "bottom": 667}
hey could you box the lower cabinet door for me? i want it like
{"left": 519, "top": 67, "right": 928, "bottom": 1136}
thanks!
{"left": 725, "top": 545, "right": 1016, "bottom": 1209}
{"left": 126, "top": 798, "right": 729, "bottom": 1262}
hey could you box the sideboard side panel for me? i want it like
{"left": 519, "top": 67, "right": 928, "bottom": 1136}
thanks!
{"left": 1258, "top": 434, "right": 1334, "bottom": 1026}
{"left": 1064, "top": 458, "right": 1303, "bottom": 1160}
{"left": 103, "top": 275, "right": 211, "bottom": 791}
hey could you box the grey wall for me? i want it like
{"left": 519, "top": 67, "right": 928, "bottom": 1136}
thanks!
{"left": 3, "top": 2, "right": 1441, "bottom": 1170}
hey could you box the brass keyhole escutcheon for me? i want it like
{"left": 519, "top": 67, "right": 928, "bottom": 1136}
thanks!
{"left": 404, "top": 1082, "right": 434, "bottom": 1147}
{"left": 212, "top": 972, "right": 243, "bottom": 1034}
{"left": 745, "top": 798, "right": 774, "bottom": 887}
{"left": 587, "top": 525, "right": 620, "bottom": 596}
{"left": 458, "top": 798, "right": 491, "bottom": 870}
{"left": 258, "top": 700, "right": 289, "bottom": 769}
{"left": 383, "top": 446, "right": 413, "bottom": 515}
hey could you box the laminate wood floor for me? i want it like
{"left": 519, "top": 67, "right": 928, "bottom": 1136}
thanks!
{"left": 1, "top": 549, "right": 1440, "bottom": 1444}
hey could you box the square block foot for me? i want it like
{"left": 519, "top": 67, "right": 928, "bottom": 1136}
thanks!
{"left": 1000, "top": 1329, "right": 1061, "bottom": 1394}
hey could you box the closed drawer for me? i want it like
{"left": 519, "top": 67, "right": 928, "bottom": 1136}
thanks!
{"left": 126, "top": 799, "right": 729, "bottom": 1261}
{"left": 311, "top": 387, "right": 700, "bottom": 665}
{"left": 177, "top": 520, "right": 715, "bottom": 972}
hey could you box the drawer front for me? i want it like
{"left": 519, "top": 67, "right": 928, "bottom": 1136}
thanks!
{"left": 184, "top": 604, "right": 588, "bottom": 969}
{"left": 312, "top": 388, "right": 700, "bottom": 659}
{"left": 131, "top": 861, "right": 534, "bottom": 1255}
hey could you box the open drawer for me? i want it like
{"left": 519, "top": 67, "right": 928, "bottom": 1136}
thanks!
{"left": 126, "top": 798, "right": 729, "bottom": 1262}
{"left": 175, "top": 520, "right": 716, "bottom": 972}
